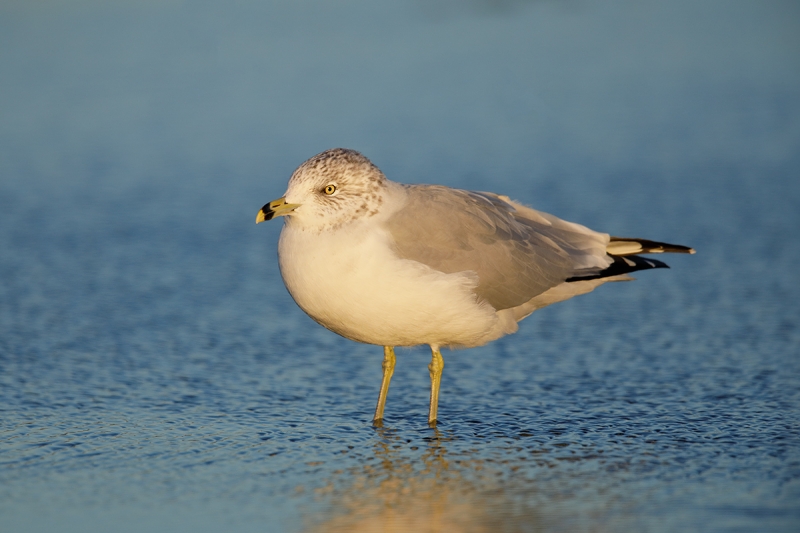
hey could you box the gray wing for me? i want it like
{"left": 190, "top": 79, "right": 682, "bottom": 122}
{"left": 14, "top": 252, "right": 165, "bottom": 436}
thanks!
{"left": 384, "top": 185, "right": 611, "bottom": 311}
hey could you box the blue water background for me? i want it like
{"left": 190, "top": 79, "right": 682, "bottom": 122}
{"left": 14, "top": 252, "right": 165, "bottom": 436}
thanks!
{"left": 1, "top": 1, "right": 799, "bottom": 531}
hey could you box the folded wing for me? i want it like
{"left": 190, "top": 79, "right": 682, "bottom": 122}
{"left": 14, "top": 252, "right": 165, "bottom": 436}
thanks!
{"left": 384, "top": 185, "right": 614, "bottom": 311}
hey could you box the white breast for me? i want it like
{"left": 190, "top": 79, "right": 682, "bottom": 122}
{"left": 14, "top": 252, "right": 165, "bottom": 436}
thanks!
{"left": 277, "top": 220, "right": 503, "bottom": 348}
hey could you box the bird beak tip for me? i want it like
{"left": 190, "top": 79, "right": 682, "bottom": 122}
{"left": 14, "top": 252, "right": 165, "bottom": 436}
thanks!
{"left": 256, "top": 197, "right": 297, "bottom": 224}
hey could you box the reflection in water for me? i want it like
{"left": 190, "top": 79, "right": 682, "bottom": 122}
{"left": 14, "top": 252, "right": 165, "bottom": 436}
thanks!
{"left": 305, "top": 428, "right": 548, "bottom": 533}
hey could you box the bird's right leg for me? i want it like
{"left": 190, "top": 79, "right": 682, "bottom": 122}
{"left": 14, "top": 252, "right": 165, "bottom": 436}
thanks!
{"left": 372, "top": 346, "right": 396, "bottom": 426}
{"left": 427, "top": 345, "right": 444, "bottom": 427}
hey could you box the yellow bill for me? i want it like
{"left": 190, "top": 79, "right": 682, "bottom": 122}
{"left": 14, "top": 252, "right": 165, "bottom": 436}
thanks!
{"left": 256, "top": 197, "right": 301, "bottom": 223}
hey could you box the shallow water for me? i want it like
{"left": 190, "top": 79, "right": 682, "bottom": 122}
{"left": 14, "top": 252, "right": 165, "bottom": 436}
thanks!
{"left": 1, "top": 1, "right": 799, "bottom": 532}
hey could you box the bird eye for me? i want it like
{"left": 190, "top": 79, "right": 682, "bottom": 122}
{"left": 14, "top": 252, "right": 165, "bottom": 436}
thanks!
{"left": 324, "top": 184, "right": 337, "bottom": 195}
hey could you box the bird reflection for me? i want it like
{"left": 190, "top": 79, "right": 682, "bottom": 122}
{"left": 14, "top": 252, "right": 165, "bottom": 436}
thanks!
{"left": 304, "top": 426, "right": 543, "bottom": 533}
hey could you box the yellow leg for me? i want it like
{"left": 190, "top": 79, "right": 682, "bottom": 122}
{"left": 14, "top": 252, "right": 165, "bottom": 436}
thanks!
{"left": 373, "top": 346, "right": 396, "bottom": 426}
{"left": 427, "top": 346, "right": 444, "bottom": 427}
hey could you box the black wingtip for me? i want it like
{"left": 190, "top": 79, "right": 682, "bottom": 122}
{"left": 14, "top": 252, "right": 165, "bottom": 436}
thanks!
{"left": 566, "top": 255, "right": 670, "bottom": 282}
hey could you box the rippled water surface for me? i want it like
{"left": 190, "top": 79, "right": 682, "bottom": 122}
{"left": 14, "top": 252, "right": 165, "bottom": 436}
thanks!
{"left": 1, "top": 1, "right": 799, "bottom": 531}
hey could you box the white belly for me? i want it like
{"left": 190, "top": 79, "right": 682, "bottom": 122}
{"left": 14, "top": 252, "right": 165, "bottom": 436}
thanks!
{"left": 277, "top": 221, "right": 501, "bottom": 347}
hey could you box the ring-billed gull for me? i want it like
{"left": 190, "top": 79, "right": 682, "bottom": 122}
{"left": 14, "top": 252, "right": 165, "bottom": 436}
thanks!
{"left": 256, "top": 148, "right": 694, "bottom": 426}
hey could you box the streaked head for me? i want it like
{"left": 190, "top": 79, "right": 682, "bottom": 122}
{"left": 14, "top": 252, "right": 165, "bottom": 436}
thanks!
{"left": 256, "top": 148, "right": 389, "bottom": 231}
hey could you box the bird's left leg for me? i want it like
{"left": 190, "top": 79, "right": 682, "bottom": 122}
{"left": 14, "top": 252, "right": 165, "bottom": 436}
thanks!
{"left": 427, "top": 345, "right": 444, "bottom": 427}
{"left": 372, "top": 346, "right": 396, "bottom": 426}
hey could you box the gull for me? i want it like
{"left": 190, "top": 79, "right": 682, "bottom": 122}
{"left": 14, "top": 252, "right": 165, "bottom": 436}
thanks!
{"left": 256, "top": 148, "right": 694, "bottom": 426}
